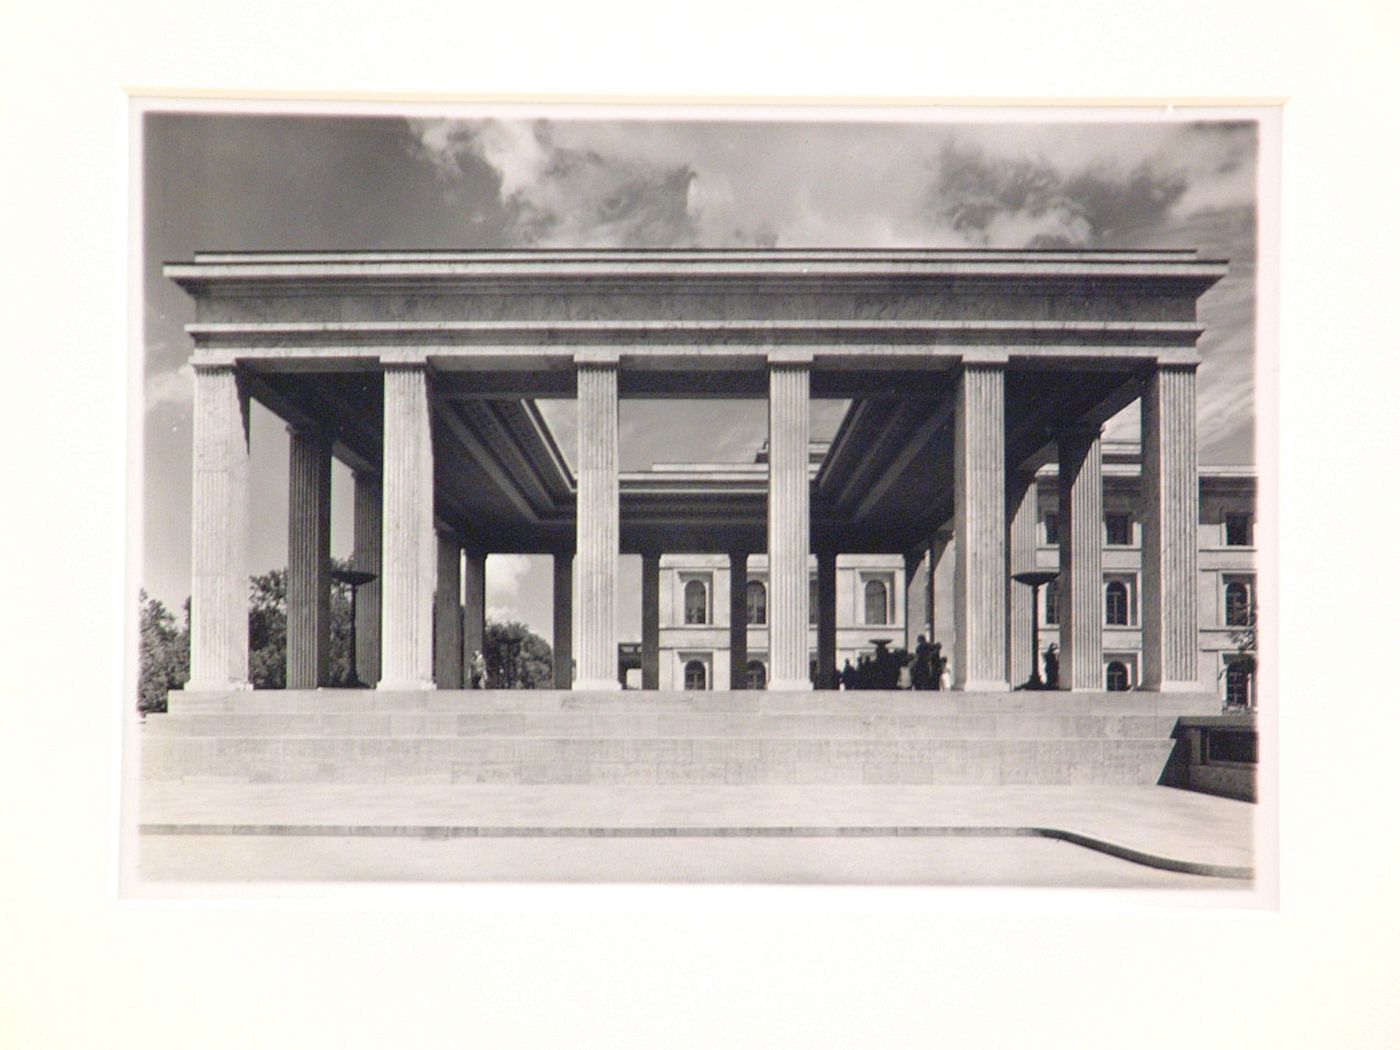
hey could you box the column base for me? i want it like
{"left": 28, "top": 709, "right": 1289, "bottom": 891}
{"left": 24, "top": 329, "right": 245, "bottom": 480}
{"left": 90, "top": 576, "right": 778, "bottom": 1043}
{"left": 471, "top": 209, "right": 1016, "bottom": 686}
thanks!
{"left": 767, "top": 679, "right": 814, "bottom": 692}
{"left": 183, "top": 679, "right": 252, "bottom": 693}
{"left": 958, "top": 679, "right": 1011, "bottom": 693}
{"left": 376, "top": 679, "right": 436, "bottom": 692}
{"left": 572, "top": 678, "right": 623, "bottom": 692}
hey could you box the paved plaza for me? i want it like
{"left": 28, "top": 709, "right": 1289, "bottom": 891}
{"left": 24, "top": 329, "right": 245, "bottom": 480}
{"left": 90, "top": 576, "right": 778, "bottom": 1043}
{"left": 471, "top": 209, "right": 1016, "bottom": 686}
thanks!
{"left": 136, "top": 782, "right": 1254, "bottom": 886}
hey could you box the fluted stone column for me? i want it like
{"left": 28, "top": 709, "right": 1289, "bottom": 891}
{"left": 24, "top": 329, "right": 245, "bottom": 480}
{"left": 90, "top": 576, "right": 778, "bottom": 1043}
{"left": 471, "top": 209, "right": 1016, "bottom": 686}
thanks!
{"left": 641, "top": 549, "right": 660, "bottom": 690}
{"left": 816, "top": 549, "right": 838, "bottom": 689}
{"left": 379, "top": 363, "right": 435, "bottom": 690}
{"left": 1006, "top": 469, "right": 1038, "bottom": 688}
{"left": 1057, "top": 424, "right": 1104, "bottom": 691}
{"left": 286, "top": 424, "right": 332, "bottom": 689}
{"left": 728, "top": 550, "right": 748, "bottom": 689}
{"left": 767, "top": 353, "right": 813, "bottom": 690}
{"left": 905, "top": 550, "right": 929, "bottom": 653}
{"left": 1141, "top": 365, "right": 1201, "bottom": 691}
{"left": 952, "top": 362, "right": 1008, "bottom": 691}
{"left": 574, "top": 354, "right": 620, "bottom": 690}
{"left": 434, "top": 534, "right": 463, "bottom": 688}
{"left": 187, "top": 363, "right": 251, "bottom": 691}
{"left": 352, "top": 471, "right": 382, "bottom": 686}
{"left": 552, "top": 551, "right": 573, "bottom": 688}
{"left": 462, "top": 550, "right": 486, "bottom": 684}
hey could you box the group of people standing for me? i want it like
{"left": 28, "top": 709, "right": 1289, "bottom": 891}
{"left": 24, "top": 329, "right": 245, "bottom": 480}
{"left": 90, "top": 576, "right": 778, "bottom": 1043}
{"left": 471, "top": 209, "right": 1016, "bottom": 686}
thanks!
{"left": 836, "top": 635, "right": 951, "bottom": 691}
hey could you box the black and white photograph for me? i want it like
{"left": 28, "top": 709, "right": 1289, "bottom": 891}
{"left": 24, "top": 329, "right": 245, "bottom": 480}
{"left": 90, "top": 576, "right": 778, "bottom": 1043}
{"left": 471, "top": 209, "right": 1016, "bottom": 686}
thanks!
{"left": 8, "top": 3, "right": 1400, "bottom": 1046}
{"left": 130, "top": 102, "right": 1270, "bottom": 893}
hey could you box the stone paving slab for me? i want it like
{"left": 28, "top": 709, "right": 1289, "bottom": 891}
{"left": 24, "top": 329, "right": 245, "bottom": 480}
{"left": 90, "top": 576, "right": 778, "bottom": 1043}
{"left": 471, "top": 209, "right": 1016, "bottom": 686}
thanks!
{"left": 139, "top": 783, "right": 1254, "bottom": 879}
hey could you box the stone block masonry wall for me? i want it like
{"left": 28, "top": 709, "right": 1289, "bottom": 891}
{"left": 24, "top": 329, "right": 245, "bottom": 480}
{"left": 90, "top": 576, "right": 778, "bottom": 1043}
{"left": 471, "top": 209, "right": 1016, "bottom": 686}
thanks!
{"left": 144, "top": 690, "right": 1216, "bottom": 786}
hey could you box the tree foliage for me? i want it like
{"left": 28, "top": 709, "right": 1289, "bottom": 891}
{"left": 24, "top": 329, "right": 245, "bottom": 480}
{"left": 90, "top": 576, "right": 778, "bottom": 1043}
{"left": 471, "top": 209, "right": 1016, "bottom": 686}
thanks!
{"left": 247, "top": 561, "right": 357, "bottom": 689}
{"left": 247, "top": 568, "right": 287, "bottom": 690}
{"left": 483, "top": 620, "right": 554, "bottom": 689}
{"left": 140, "top": 569, "right": 560, "bottom": 706}
{"left": 1228, "top": 599, "right": 1259, "bottom": 672}
{"left": 137, "top": 589, "right": 189, "bottom": 715}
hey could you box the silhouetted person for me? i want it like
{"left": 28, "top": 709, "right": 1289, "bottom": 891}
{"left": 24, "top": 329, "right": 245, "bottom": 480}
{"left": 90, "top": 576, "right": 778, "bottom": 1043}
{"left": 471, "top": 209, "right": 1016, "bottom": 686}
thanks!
{"left": 912, "top": 635, "right": 932, "bottom": 690}
{"left": 1043, "top": 643, "right": 1059, "bottom": 690}
{"left": 839, "top": 659, "right": 856, "bottom": 691}
{"left": 929, "top": 643, "right": 943, "bottom": 690}
{"left": 880, "top": 648, "right": 900, "bottom": 689}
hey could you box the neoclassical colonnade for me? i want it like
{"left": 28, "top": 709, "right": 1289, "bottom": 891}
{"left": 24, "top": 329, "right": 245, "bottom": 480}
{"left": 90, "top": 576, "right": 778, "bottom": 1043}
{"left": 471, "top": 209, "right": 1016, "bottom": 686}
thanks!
{"left": 171, "top": 249, "right": 1223, "bottom": 694}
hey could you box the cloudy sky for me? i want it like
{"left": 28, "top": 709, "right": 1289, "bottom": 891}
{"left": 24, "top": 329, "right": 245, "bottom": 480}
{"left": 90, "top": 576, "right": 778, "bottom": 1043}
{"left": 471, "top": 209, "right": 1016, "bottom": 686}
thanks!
{"left": 141, "top": 110, "right": 1258, "bottom": 641}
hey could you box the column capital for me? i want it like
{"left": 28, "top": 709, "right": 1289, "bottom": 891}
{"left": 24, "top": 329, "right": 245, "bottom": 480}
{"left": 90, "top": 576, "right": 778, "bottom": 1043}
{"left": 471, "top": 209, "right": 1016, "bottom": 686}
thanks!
{"left": 1151, "top": 351, "right": 1202, "bottom": 370}
{"left": 767, "top": 349, "right": 813, "bottom": 367}
{"left": 959, "top": 350, "right": 1009, "bottom": 367}
{"left": 380, "top": 353, "right": 429, "bottom": 368}
{"left": 286, "top": 420, "right": 332, "bottom": 440}
{"left": 190, "top": 356, "right": 239, "bottom": 374}
{"left": 575, "top": 350, "right": 620, "bottom": 367}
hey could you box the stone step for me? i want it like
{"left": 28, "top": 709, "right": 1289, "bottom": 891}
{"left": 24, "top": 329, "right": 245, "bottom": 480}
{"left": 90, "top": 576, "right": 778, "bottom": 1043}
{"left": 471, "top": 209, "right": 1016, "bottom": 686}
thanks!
{"left": 143, "top": 711, "right": 1182, "bottom": 740}
{"left": 169, "top": 688, "right": 1219, "bottom": 718}
{"left": 142, "top": 734, "right": 1175, "bottom": 786}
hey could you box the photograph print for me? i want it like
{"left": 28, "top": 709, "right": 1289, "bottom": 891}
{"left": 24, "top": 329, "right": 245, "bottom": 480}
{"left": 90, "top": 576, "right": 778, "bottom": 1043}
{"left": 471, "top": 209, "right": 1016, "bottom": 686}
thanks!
{"left": 131, "top": 102, "right": 1268, "bottom": 894}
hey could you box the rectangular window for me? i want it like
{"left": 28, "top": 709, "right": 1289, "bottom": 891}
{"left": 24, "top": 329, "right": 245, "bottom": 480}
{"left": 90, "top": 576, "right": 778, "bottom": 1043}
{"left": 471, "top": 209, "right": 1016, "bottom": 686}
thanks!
{"left": 1225, "top": 513, "right": 1252, "bottom": 547}
{"left": 1102, "top": 574, "right": 1138, "bottom": 627}
{"left": 1105, "top": 512, "right": 1133, "bottom": 546}
{"left": 1044, "top": 513, "right": 1059, "bottom": 545}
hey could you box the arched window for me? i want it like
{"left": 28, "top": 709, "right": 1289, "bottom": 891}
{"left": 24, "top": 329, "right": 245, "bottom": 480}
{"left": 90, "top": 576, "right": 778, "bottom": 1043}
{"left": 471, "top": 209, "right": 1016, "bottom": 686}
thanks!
{"left": 864, "top": 579, "right": 888, "bottom": 625}
{"left": 1105, "top": 581, "right": 1129, "bottom": 626}
{"left": 683, "top": 659, "right": 707, "bottom": 691}
{"left": 745, "top": 660, "right": 766, "bottom": 690}
{"left": 1225, "top": 581, "right": 1251, "bottom": 627}
{"left": 745, "top": 580, "right": 767, "bottom": 626}
{"left": 1106, "top": 660, "right": 1130, "bottom": 691}
{"left": 1044, "top": 580, "right": 1059, "bottom": 626}
{"left": 684, "top": 580, "right": 708, "bottom": 625}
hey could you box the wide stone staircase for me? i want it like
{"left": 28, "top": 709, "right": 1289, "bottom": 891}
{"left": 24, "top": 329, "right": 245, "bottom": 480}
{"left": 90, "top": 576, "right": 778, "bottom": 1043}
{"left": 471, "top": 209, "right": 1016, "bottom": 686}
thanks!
{"left": 142, "top": 689, "right": 1218, "bottom": 787}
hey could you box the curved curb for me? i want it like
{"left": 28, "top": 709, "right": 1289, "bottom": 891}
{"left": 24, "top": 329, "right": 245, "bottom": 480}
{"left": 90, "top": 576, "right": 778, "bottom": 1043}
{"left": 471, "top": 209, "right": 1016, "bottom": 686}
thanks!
{"left": 139, "top": 822, "right": 1253, "bottom": 881}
